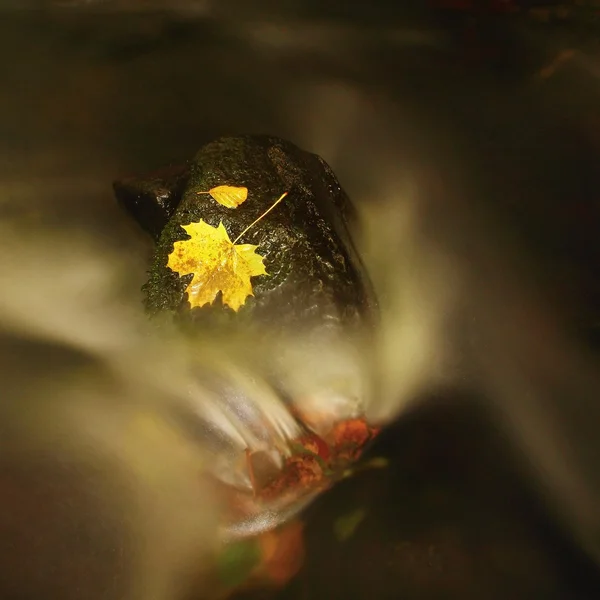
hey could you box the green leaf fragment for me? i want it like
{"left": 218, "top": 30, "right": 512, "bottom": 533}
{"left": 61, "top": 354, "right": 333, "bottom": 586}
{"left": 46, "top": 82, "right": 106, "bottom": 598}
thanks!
{"left": 217, "top": 539, "right": 262, "bottom": 588}
{"left": 334, "top": 508, "right": 367, "bottom": 542}
{"left": 342, "top": 456, "right": 389, "bottom": 480}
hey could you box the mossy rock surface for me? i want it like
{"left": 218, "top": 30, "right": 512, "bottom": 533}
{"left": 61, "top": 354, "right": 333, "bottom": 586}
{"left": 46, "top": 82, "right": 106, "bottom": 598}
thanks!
{"left": 115, "top": 134, "right": 376, "bottom": 333}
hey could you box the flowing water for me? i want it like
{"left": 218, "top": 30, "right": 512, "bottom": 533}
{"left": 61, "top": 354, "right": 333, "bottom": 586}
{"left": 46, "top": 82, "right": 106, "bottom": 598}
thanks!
{"left": 1, "top": 3, "right": 600, "bottom": 599}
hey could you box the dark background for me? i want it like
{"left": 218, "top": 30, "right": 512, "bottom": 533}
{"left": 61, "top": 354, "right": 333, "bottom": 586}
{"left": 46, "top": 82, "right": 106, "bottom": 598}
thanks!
{"left": 1, "top": 2, "right": 599, "bottom": 598}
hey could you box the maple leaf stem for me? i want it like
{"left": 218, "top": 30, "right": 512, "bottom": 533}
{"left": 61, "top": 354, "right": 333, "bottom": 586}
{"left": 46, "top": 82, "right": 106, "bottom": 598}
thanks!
{"left": 233, "top": 192, "right": 288, "bottom": 244}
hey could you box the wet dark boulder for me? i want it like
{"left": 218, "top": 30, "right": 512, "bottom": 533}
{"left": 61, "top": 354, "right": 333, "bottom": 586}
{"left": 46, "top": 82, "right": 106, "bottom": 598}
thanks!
{"left": 114, "top": 163, "right": 190, "bottom": 241}
{"left": 113, "top": 134, "right": 377, "bottom": 333}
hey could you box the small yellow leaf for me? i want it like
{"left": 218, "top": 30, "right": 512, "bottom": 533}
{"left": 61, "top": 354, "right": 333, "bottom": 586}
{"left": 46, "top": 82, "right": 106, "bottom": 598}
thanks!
{"left": 167, "top": 220, "right": 267, "bottom": 312}
{"left": 197, "top": 185, "right": 248, "bottom": 208}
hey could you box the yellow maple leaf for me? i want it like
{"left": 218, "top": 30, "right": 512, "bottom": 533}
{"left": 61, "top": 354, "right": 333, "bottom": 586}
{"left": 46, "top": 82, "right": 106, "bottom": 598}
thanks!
{"left": 197, "top": 185, "right": 248, "bottom": 208}
{"left": 168, "top": 191, "right": 287, "bottom": 312}
{"left": 167, "top": 220, "right": 267, "bottom": 312}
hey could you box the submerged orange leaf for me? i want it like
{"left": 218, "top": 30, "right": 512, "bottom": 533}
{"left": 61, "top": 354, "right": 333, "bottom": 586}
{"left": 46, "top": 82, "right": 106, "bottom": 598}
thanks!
{"left": 167, "top": 220, "right": 266, "bottom": 312}
{"left": 197, "top": 185, "right": 248, "bottom": 208}
{"left": 258, "top": 521, "right": 305, "bottom": 586}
